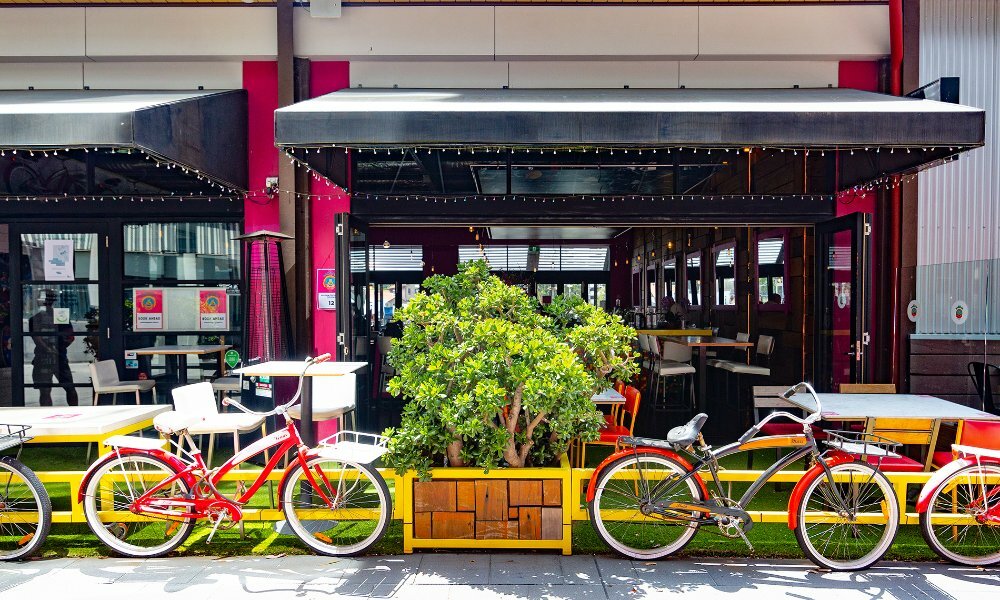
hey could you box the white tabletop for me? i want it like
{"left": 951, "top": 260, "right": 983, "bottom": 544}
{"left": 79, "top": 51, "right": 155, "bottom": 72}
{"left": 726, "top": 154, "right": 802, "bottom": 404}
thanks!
{"left": 234, "top": 361, "right": 368, "bottom": 377}
{"left": 592, "top": 389, "right": 626, "bottom": 404}
{"left": 787, "top": 393, "right": 999, "bottom": 421}
{"left": 0, "top": 405, "right": 170, "bottom": 437}
{"left": 131, "top": 345, "right": 232, "bottom": 355}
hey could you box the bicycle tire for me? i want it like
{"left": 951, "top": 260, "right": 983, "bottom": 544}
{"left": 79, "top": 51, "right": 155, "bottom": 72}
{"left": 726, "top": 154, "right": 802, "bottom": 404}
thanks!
{"left": 794, "top": 461, "right": 899, "bottom": 571}
{"left": 588, "top": 452, "right": 703, "bottom": 560}
{"left": 281, "top": 457, "right": 392, "bottom": 556}
{"left": 919, "top": 462, "right": 1000, "bottom": 566}
{"left": 0, "top": 456, "right": 52, "bottom": 561}
{"left": 82, "top": 453, "right": 195, "bottom": 558}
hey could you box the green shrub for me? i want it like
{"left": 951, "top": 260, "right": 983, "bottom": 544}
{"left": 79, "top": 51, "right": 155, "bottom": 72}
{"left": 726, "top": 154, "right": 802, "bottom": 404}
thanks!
{"left": 383, "top": 260, "right": 638, "bottom": 477}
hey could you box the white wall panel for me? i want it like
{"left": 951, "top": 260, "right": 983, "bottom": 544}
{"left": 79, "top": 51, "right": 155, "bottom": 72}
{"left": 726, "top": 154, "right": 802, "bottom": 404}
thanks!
{"left": 699, "top": 6, "right": 889, "bottom": 60}
{"left": 85, "top": 8, "right": 277, "bottom": 60}
{"left": 83, "top": 62, "right": 244, "bottom": 90}
{"left": 0, "top": 63, "right": 83, "bottom": 90}
{"left": 679, "top": 61, "right": 838, "bottom": 89}
{"left": 916, "top": 0, "right": 999, "bottom": 335}
{"left": 294, "top": 7, "right": 494, "bottom": 59}
{"left": 350, "top": 62, "right": 507, "bottom": 88}
{"left": 495, "top": 7, "right": 698, "bottom": 60}
{"left": 0, "top": 9, "right": 86, "bottom": 61}
{"left": 509, "top": 61, "right": 679, "bottom": 88}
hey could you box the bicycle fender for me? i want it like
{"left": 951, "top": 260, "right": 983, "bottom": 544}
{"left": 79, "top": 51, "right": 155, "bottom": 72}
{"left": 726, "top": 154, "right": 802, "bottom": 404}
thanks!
{"left": 915, "top": 457, "right": 979, "bottom": 513}
{"left": 585, "top": 447, "right": 707, "bottom": 503}
{"left": 77, "top": 448, "right": 193, "bottom": 504}
{"left": 786, "top": 453, "right": 857, "bottom": 529}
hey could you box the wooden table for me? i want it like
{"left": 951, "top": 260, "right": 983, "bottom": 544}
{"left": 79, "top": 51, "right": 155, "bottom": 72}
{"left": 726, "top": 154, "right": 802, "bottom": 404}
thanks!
{"left": 673, "top": 336, "right": 755, "bottom": 412}
{"left": 0, "top": 405, "right": 170, "bottom": 456}
{"left": 234, "top": 361, "right": 368, "bottom": 446}
{"left": 786, "top": 393, "right": 1000, "bottom": 470}
{"left": 131, "top": 344, "right": 232, "bottom": 385}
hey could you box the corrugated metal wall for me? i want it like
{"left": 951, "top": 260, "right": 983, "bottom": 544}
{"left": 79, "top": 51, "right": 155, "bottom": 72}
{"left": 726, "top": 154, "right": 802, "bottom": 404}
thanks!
{"left": 917, "top": 0, "right": 999, "bottom": 334}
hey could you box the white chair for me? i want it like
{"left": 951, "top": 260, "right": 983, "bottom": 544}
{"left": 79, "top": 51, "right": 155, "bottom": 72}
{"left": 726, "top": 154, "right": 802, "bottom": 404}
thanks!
{"left": 707, "top": 332, "right": 751, "bottom": 368}
{"left": 90, "top": 359, "right": 157, "bottom": 405}
{"left": 287, "top": 373, "right": 357, "bottom": 432}
{"left": 718, "top": 335, "right": 776, "bottom": 423}
{"left": 156, "top": 382, "right": 268, "bottom": 468}
{"left": 651, "top": 341, "right": 696, "bottom": 411}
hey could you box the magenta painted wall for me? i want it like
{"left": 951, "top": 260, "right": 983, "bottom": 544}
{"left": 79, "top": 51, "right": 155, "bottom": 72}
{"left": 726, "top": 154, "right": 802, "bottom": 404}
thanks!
{"left": 309, "top": 62, "right": 351, "bottom": 358}
{"left": 242, "top": 61, "right": 281, "bottom": 232}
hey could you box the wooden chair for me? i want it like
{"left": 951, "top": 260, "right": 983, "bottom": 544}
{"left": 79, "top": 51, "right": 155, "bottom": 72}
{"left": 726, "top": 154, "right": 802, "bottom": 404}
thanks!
{"left": 839, "top": 383, "right": 897, "bottom": 394}
{"left": 931, "top": 419, "right": 1000, "bottom": 468}
{"left": 860, "top": 417, "right": 940, "bottom": 472}
{"left": 578, "top": 386, "right": 641, "bottom": 468}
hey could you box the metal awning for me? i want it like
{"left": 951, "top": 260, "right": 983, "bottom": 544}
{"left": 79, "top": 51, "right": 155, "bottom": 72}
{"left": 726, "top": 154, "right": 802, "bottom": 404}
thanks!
{"left": 0, "top": 90, "right": 247, "bottom": 191}
{"left": 274, "top": 87, "right": 984, "bottom": 191}
{"left": 275, "top": 87, "right": 984, "bottom": 149}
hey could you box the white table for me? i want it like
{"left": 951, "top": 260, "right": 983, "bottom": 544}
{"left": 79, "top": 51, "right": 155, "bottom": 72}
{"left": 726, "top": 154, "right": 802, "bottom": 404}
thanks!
{"left": 0, "top": 405, "right": 170, "bottom": 455}
{"left": 233, "top": 361, "right": 368, "bottom": 445}
{"left": 592, "top": 389, "right": 626, "bottom": 405}
{"left": 787, "top": 393, "right": 999, "bottom": 421}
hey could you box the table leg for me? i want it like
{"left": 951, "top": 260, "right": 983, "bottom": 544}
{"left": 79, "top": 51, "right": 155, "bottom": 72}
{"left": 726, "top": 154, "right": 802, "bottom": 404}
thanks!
{"left": 177, "top": 354, "right": 188, "bottom": 385}
{"left": 697, "top": 347, "right": 708, "bottom": 413}
{"left": 301, "top": 377, "right": 315, "bottom": 446}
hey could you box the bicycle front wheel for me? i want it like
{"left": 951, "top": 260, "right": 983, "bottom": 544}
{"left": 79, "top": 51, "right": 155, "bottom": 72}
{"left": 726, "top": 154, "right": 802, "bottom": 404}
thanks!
{"left": 920, "top": 462, "right": 1000, "bottom": 566}
{"left": 82, "top": 453, "right": 195, "bottom": 558}
{"left": 588, "top": 452, "right": 703, "bottom": 560}
{"left": 281, "top": 457, "right": 391, "bottom": 556}
{"left": 795, "top": 461, "right": 899, "bottom": 571}
{"left": 0, "top": 457, "right": 51, "bottom": 561}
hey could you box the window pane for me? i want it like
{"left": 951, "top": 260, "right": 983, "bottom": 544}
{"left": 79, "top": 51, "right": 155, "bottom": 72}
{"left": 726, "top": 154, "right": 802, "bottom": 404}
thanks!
{"left": 714, "top": 245, "right": 736, "bottom": 306}
{"left": 21, "top": 233, "right": 99, "bottom": 281}
{"left": 22, "top": 334, "right": 95, "bottom": 407}
{"left": 758, "top": 236, "right": 786, "bottom": 305}
{"left": 21, "top": 283, "right": 99, "bottom": 326}
{"left": 686, "top": 253, "right": 701, "bottom": 306}
{"left": 124, "top": 286, "right": 240, "bottom": 333}
{"left": 124, "top": 222, "right": 240, "bottom": 280}
{"left": 564, "top": 283, "right": 583, "bottom": 299}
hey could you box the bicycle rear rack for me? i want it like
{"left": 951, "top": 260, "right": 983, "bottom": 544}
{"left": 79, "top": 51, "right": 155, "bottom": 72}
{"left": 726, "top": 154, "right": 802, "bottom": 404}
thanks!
{"left": 0, "top": 424, "right": 32, "bottom": 453}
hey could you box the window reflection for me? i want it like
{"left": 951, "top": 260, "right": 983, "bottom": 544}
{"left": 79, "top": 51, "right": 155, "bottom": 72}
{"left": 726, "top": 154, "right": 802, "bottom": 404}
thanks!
{"left": 714, "top": 243, "right": 736, "bottom": 307}
{"left": 685, "top": 252, "right": 702, "bottom": 307}
{"left": 757, "top": 235, "right": 786, "bottom": 305}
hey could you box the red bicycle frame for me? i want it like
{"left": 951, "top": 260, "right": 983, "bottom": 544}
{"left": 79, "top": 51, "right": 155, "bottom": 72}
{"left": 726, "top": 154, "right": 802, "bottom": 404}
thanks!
{"left": 112, "top": 418, "right": 335, "bottom": 522}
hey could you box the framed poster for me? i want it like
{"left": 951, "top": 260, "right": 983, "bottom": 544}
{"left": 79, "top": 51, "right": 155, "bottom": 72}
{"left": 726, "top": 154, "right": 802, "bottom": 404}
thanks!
{"left": 316, "top": 268, "right": 337, "bottom": 310}
{"left": 133, "top": 289, "right": 164, "bottom": 330}
{"left": 199, "top": 288, "right": 228, "bottom": 330}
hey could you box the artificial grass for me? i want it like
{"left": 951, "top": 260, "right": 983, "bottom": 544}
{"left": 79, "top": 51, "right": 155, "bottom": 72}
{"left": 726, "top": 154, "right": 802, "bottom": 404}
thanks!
{"left": 8, "top": 443, "right": 943, "bottom": 562}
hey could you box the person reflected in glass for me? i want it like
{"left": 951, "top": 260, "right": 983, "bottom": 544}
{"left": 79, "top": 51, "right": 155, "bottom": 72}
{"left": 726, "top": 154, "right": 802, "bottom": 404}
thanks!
{"left": 29, "top": 289, "right": 78, "bottom": 406}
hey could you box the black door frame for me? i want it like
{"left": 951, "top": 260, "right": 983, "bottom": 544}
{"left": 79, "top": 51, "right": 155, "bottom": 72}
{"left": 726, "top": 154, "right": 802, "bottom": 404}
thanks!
{"left": 9, "top": 221, "right": 118, "bottom": 407}
{"left": 813, "top": 213, "right": 871, "bottom": 391}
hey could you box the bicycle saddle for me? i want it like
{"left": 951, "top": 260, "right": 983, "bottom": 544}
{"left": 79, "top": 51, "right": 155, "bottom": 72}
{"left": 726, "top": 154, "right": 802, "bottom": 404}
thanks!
{"left": 665, "top": 413, "right": 709, "bottom": 447}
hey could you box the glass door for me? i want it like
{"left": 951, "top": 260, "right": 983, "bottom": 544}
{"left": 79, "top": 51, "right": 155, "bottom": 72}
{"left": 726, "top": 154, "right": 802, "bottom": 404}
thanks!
{"left": 10, "top": 224, "right": 111, "bottom": 406}
{"left": 814, "top": 214, "right": 871, "bottom": 391}
{"left": 335, "top": 215, "right": 374, "bottom": 428}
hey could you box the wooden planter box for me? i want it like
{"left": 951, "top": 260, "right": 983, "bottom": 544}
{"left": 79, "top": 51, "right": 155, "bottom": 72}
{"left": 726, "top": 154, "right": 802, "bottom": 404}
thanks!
{"left": 402, "top": 455, "right": 572, "bottom": 554}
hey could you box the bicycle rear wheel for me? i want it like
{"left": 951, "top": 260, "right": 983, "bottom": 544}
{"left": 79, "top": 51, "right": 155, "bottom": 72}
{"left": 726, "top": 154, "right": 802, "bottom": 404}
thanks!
{"left": 920, "top": 462, "right": 1000, "bottom": 566}
{"left": 82, "top": 453, "right": 195, "bottom": 558}
{"left": 588, "top": 452, "right": 703, "bottom": 560}
{"left": 281, "top": 457, "right": 391, "bottom": 556}
{"left": 794, "top": 461, "right": 899, "bottom": 571}
{"left": 0, "top": 457, "right": 51, "bottom": 561}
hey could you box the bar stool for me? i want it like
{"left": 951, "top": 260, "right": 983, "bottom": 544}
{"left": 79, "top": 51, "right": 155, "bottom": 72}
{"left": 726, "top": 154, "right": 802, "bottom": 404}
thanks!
{"left": 718, "top": 335, "right": 775, "bottom": 422}
{"left": 652, "top": 341, "right": 696, "bottom": 411}
{"left": 286, "top": 373, "right": 358, "bottom": 433}
{"left": 212, "top": 375, "right": 242, "bottom": 409}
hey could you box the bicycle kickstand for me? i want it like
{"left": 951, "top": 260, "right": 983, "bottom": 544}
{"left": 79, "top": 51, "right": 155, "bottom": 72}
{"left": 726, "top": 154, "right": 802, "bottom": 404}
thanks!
{"left": 206, "top": 513, "right": 226, "bottom": 544}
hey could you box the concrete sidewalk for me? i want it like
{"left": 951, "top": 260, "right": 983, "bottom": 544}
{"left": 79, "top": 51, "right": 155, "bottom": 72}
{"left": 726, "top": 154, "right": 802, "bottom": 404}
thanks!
{"left": 1, "top": 553, "right": 998, "bottom": 599}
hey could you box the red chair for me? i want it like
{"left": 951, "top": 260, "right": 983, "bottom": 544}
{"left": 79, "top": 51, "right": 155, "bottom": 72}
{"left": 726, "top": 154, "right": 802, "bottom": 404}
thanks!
{"left": 579, "top": 386, "right": 641, "bottom": 468}
{"left": 604, "top": 380, "right": 626, "bottom": 426}
{"left": 932, "top": 420, "right": 1000, "bottom": 468}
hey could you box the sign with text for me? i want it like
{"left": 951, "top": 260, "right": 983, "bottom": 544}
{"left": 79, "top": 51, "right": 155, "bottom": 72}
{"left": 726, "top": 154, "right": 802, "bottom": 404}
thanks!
{"left": 316, "top": 268, "right": 337, "bottom": 310}
{"left": 199, "top": 288, "right": 229, "bottom": 330}
{"left": 133, "top": 289, "right": 164, "bottom": 330}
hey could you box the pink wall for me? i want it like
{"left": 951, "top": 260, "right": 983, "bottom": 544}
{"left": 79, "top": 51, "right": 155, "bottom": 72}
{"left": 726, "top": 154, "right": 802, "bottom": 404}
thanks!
{"left": 309, "top": 62, "right": 351, "bottom": 356}
{"left": 242, "top": 61, "right": 281, "bottom": 232}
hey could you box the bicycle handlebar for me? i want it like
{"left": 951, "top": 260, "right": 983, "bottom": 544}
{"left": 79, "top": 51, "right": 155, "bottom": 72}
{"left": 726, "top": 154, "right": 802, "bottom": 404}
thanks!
{"left": 736, "top": 381, "right": 823, "bottom": 444}
{"left": 222, "top": 354, "right": 332, "bottom": 418}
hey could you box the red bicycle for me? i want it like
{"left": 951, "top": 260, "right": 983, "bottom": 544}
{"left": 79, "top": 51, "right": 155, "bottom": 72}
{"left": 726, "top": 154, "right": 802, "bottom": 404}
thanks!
{"left": 78, "top": 354, "right": 392, "bottom": 558}
{"left": 917, "top": 443, "right": 1000, "bottom": 565}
